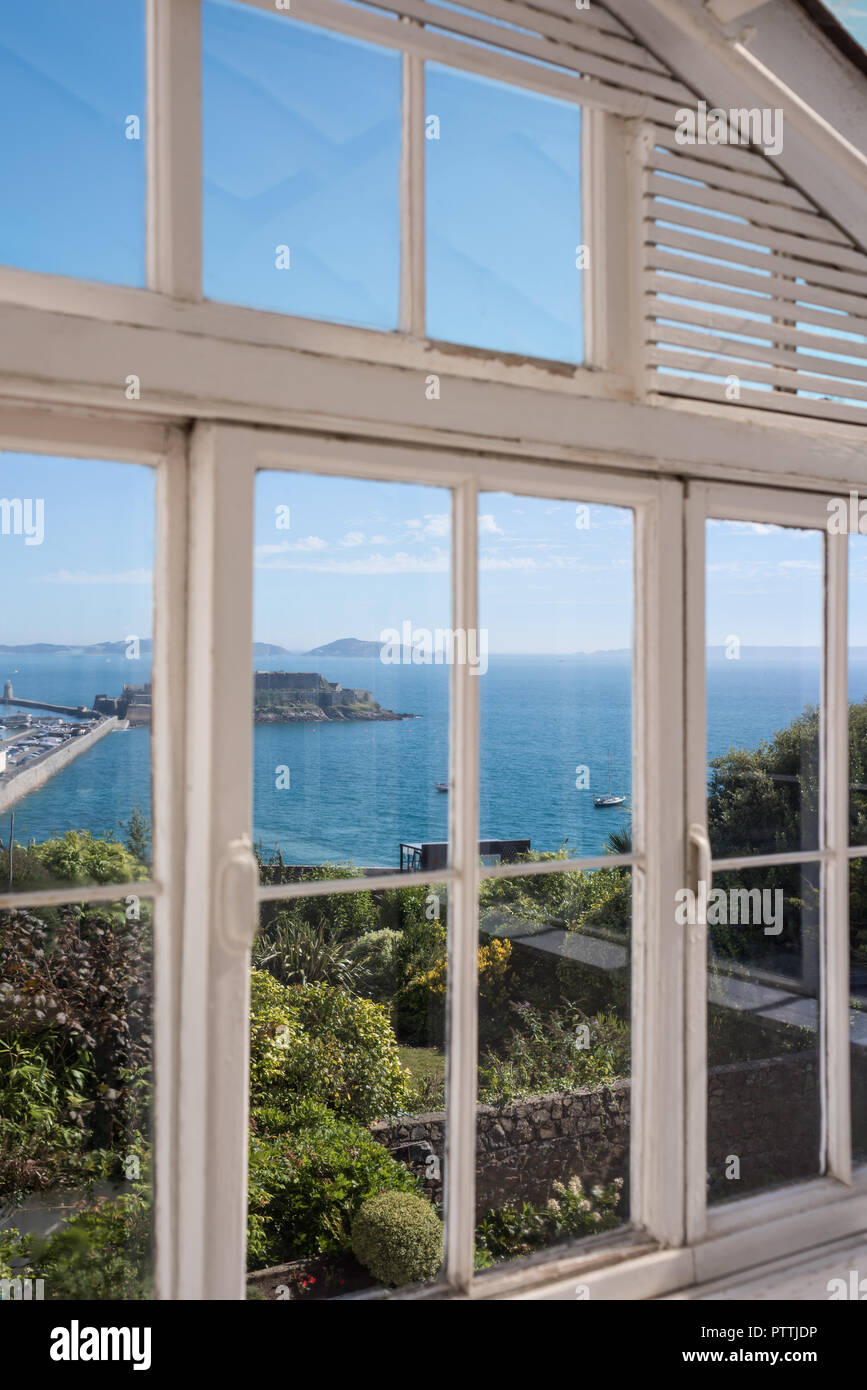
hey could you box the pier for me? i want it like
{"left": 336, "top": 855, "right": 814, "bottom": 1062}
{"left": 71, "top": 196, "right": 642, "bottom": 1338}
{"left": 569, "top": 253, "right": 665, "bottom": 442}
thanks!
{"left": 0, "top": 695, "right": 97, "bottom": 719}
{"left": 0, "top": 715, "right": 124, "bottom": 815}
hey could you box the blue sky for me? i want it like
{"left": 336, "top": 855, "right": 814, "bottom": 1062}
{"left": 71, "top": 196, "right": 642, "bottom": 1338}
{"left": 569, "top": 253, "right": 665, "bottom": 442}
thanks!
{"left": 1, "top": 3, "right": 867, "bottom": 649}
{"left": 7, "top": 453, "right": 867, "bottom": 654}
{"left": 826, "top": 1, "right": 867, "bottom": 49}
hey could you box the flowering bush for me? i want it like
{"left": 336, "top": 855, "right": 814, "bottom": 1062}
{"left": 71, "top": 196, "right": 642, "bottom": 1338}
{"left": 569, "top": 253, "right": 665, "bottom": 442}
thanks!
{"left": 249, "top": 969, "right": 409, "bottom": 1125}
{"left": 396, "top": 938, "right": 512, "bottom": 1046}
{"left": 474, "top": 1177, "right": 623, "bottom": 1265}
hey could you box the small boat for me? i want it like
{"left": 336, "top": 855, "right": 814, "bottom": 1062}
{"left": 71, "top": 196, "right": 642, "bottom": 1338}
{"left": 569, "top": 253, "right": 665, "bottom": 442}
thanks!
{"left": 594, "top": 751, "right": 626, "bottom": 808}
{"left": 435, "top": 782, "right": 449, "bottom": 793}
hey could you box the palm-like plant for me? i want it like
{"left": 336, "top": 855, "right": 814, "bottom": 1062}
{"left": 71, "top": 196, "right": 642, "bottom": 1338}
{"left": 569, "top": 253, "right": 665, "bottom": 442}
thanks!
{"left": 251, "top": 913, "right": 362, "bottom": 991}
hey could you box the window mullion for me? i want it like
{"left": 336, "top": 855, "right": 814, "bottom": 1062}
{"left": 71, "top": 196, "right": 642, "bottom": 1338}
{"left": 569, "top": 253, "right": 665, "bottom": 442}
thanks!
{"left": 400, "top": 29, "right": 426, "bottom": 337}
{"left": 179, "top": 423, "right": 257, "bottom": 1299}
{"left": 632, "top": 480, "right": 689, "bottom": 1246}
{"left": 824, "top": 528, "right": 852, "bottom": 1182}
{"left": 582, "top": 111, "right": 648, "bottom": 397}
{"left": 152, "top": 428, "right": 190, "bottom": 1300}
{"left": 147, "top": 0, "right": 203, "bottom": 300}
{"left": 445, "top": 477, "right": 480, "bottom": 1294}
{"left": 684, "top": 483, "right": 710, "bottom": 1243}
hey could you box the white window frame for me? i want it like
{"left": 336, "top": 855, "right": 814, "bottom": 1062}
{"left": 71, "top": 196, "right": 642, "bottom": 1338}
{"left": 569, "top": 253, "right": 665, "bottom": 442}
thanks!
{"left": 2, "top": 386, "right": 866, "bottom": 1303}
{"left": 0, "top": 402, "right": 188, "bottom": 1302}
{"left": 0, "top": 0, "right": 866, "bottom": 1302}
{"left": 186, "top": 423, "right": 685, "bottom": 1300}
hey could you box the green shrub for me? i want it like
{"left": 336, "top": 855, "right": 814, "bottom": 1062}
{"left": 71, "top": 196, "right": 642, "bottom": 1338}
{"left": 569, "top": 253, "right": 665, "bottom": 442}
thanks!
{"left": 247, "top": 1100, "right": 418, "bottom": 1268}
{"left": 478, "top": 1005, "right": 630, "bottom": 1104}
{"left": 249, "top": 970, "right": 409, "bottom": 1124}
{"left": 351, "top": 1191, "right": 443, "bottom": 1287}
{"left": 475, "top": 1177, "right": 623, "bottom": 1265}
{"left": 252, "top": 913, "right": 363, "bottom": 989}
{"left": 30, "top": 831, "right": 145, "bottom": 887}
{"left": 254, "top": 858, "right": 378, "bottom": 941}
{"left": 348, "top": 928, "right": 403, "bottom": 1003}
{"left": 1, "top": 1181, "right": 151, "bottom": 1300}
{"left": 0, "top": 899, "right": 152, "bottom": 1202}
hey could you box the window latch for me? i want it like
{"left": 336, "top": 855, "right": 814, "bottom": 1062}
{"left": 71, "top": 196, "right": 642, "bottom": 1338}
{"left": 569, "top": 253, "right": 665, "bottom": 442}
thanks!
{"left": 688, "top": 822, "right": 712, "bottom": 923}
{"left": 216, "top": 834, "right": 258, "bottom": 955}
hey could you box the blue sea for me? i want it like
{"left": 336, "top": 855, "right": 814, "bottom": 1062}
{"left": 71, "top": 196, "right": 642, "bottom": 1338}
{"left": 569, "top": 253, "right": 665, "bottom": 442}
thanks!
{"left": 1, "top": 649, "right": 864, "bottom": 867}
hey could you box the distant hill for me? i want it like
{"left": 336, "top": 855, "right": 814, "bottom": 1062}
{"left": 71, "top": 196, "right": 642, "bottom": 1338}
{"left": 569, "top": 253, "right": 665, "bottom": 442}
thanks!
{"left": 306, "top": 637, "right": 387, "bottom": 658}
{"left": 0, "top": 640, "right": 290, "bottom": 656}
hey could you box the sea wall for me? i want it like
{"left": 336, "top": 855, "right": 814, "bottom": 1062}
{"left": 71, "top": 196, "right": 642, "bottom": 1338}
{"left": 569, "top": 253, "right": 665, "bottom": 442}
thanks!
{"left": 0, "top": 717, "right": 123, "bottom": 815}
{"left": 372, "top": 1051, "right": 845, "bottom": 1213}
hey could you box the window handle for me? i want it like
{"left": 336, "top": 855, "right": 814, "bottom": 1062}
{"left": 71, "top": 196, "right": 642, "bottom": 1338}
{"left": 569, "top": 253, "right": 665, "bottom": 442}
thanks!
{"left": 688, "top": 822, "right": 712, "bottom": 922}
{"left": 216, "top": 834, "right": 258, "bottom": 955}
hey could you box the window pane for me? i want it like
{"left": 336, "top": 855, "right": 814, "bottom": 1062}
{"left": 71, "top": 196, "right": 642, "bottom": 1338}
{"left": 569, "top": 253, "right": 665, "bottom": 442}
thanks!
{"left": 0, "top": 455, "right": 155, "bottom": 889}
{"left": 0, "top": 896, "right": 153, "bottom": 1300}
{"left": 706, "top": 520, "right": 822, "bottom": 857}
{"left": 706, "top": 863, "right": 820, "bottom": 1201}
{"left": 247, "top": 881, "right": 447, "bottom": 1298}
{"left": 478, "top": 495, "right": 633, "bottom": 856}
{"left": 203, "top": 0, "right": 401, "bottom": 329}
{"left": 475, "top": 867, "right": 631, "bottom": 1273}
{"left": 848, "top": 540, "right": 867, "bottom": 1164}
{"left": 0, "top": 0, "right": 145, "bottom": 285}
{"left": 849, "top": 864, "right": 867, "bottom": 1167}
{"left": 850, "top": 534, "right": 867, "bottom": 846}
{"left": 253, "top": 471, "right": 450, "bottom": 877}
{"left": 426, "top": 66, "right": 583, "bottom": 362}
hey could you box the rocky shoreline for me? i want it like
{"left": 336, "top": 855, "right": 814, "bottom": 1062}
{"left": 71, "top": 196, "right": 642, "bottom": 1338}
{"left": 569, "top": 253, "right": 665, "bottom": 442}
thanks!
{"left": 254, "top": 707, "right": 416, "bottom": 724}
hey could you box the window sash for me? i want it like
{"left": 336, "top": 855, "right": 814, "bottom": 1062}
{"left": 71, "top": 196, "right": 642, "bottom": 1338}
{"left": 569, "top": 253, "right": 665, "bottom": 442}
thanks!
{"left": 195, "top": 422, "right": 683, "bottom": 1296}
{"left": 0, "top": 405, "right": 186, "bottom": 1302}
{"left": 684, "top": 481, "right": 852, "bottom": 1244}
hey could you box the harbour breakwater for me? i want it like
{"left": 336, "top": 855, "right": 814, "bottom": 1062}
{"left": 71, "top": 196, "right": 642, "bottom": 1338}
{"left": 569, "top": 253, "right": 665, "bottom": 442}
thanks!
{"left": 0, "top": 716, "right": 125, "bottom": 816}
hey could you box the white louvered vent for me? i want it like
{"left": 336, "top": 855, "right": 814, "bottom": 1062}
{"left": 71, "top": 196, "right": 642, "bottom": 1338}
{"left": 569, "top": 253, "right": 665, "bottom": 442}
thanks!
{"left": 341, "top": 0, "right": 867, "bottom": 423}
{"left": 364, "top": 0, "right": 692, "bottom": 119}
{"left": 644, "top": 125, "right": 867, "bottom": 424}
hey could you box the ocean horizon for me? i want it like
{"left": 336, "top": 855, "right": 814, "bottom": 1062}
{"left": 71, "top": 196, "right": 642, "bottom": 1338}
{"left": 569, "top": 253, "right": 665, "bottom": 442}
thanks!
{"left": 0, "top": 647, "right": 860, "bottom": 867}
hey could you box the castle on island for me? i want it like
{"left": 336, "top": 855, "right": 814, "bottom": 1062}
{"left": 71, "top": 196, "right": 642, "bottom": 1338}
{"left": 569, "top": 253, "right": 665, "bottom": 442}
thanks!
{"left": 254, "top": 670, "right": 372, "bottom": 711}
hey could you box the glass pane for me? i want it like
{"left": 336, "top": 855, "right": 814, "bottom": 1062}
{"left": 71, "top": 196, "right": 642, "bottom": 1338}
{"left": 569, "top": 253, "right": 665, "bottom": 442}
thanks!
{"left": 848, "top": 535, "right": 867, "bottom": 1165}
{"left": 849, "top": 864, "right": 867, "bottom": 1166}
{"left": 850, "top": 533, "right": 867, "bottom": 846}
{"left": 247, "top": 881, "right": 447, "bottom": 1298}
{"left": 252, "top": 471, "right": 450, "bottom": 877}
{"left": 0, "top": 0, "right": 145, "bottom": 285}
{"left": 0, "top": 895, "right": 153, "bottom": 1300}
{"left": 426, "top": 65, "right": 583, "bottom": 362}
{"left": 475, "top": 867, "right": 631, "bottom": 1273}
{"left": 203, "top": 0, "right": 401, "bottom": 329}
{"left": 706, "top": 863, "right": 820, "bottom": 1201}
{"left": 478, "top": 494, "right": 633, "bottom": 856}
{"left": 706, "top": 520, "right": 822, "bottom": 857}
{"left": 0, "top": 455, "right": 155, "bottom": 889}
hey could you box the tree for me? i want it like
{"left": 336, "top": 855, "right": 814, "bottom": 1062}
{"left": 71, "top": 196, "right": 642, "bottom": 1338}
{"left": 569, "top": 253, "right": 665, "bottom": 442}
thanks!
{"left": 120, "top": 808, "right": 151, "bottom": 866}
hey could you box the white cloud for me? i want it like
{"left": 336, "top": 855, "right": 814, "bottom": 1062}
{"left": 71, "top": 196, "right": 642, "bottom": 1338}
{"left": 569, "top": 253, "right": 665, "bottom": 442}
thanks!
{"left": 255, "top": 536, "right": 327, "bottom": 558}
{"left": 478, "top": 514, "right": 504, "bottom": 536}
{"left": 339, "top": 531, "right": 365, "bottom": 548}
{"left": 37, "top": 568, "right": 153, "bottom": 585}
{"left": 256, "top": 549, "right": 449, "bottom": 575}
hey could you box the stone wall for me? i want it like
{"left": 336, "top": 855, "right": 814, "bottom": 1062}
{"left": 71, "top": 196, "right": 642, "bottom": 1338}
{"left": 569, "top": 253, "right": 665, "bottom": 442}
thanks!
{"left": 372, "top": 1050, "right": 847, "bottom": 1214}
{"left": 371, "top": 1081, "right": 630, "bottom": 1214}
